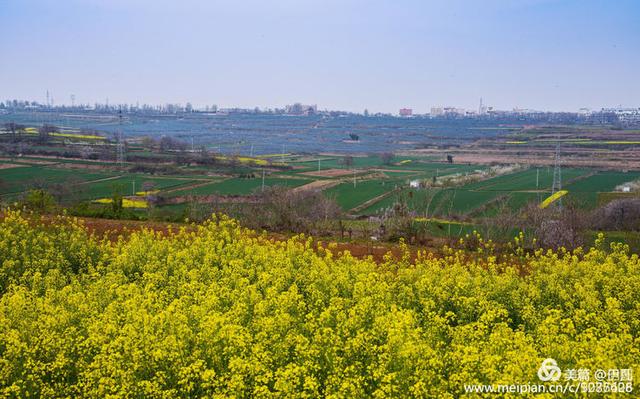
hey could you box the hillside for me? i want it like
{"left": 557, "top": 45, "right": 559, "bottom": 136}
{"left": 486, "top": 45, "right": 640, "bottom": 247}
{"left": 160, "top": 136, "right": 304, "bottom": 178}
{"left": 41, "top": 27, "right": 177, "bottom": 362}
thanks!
{"left": 0, "top": 211, "right": 639, "bottom": 397}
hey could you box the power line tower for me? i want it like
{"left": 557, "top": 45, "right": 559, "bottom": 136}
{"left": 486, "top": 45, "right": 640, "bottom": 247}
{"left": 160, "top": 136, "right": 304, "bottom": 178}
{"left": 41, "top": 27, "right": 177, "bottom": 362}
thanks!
{"left": 116, "top": 108, "right": 126, "bottom": 168}
{"left": 551, "top": 143, "right": 562, "bottom": 206}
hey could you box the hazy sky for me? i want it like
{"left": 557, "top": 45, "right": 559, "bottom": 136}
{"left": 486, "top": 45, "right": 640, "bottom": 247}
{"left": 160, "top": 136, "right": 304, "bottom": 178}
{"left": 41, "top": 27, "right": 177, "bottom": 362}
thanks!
{"left": 1, "top": 0, "right": 638, "bottom": 113}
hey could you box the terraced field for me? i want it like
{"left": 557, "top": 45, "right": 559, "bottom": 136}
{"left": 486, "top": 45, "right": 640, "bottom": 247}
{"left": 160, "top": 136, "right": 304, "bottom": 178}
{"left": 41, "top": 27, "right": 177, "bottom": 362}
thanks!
{"left": 4, "top": 152, "right": 638, "bottom": 224}
{"left": 358, "top": 168, "right": 640, "bottom": 217}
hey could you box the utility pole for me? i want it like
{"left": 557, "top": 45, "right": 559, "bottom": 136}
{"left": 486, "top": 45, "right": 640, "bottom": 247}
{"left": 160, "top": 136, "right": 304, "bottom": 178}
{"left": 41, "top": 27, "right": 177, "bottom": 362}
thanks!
{"left": 132, "top": 180, "right": 136, "bottom": 196}
{"left": 536, "top": 167, "right": 540, "bottom": 202}
{"left": 353, "top": 169, "right": 356, "bottom": 188}
{"left": 552, "top": 143, "right": 562, "bottom": 207}
{"left": 262, "top": 168, "right": 266, "bottom": 192}
{"left": 250, "top": 144, "right": 254, "bottom": 157}
{"left": 116, "top": 107, "right": 125, "bottom": 168}
{"left": 281, "top": 144, "right": 285, "bottom": 163}
{"left": 318, "top": 158, "right": 321, "bottom": 172}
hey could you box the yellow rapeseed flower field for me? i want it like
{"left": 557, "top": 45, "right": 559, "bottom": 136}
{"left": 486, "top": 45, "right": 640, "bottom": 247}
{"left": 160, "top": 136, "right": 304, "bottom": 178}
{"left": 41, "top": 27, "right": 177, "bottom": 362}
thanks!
{"left": 539, "top": 190, "right": 568, "bottom": 208}
{"left": 93, "top": 198, "right": 148, "bottom": 208}
{"left": 0, "top": 210, "right": 638, "bottom": 397}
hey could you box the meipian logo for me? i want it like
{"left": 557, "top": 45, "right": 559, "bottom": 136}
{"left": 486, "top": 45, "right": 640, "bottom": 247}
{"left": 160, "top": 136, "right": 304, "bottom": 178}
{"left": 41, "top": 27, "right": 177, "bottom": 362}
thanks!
{"left": 537, "top": 358, "right": 562, "bottom": 382}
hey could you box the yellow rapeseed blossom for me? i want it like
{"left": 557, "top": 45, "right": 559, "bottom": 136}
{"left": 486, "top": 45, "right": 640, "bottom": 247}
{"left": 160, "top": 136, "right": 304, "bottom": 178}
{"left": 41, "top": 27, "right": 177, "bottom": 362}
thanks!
{"left": 0, "top": 210, "right": 638, "bottom": 397}
{"left": 93, "top": 198, "right": 148, "bottom": 208}
{"left": 539, "top": 190, "right": 568, "bottom": 209}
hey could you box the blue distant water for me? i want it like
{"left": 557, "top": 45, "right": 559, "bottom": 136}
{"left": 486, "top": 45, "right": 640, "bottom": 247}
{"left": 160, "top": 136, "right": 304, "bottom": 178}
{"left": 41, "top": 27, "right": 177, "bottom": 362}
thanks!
{"left": 0, "top": 111, "right": 516, "bottom": 155}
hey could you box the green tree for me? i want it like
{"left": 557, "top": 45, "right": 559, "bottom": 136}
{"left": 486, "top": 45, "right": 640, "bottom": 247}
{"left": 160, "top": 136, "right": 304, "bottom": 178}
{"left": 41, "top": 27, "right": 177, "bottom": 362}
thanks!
{"left": 22, "top": 189, "right": 56, "bottom": 212}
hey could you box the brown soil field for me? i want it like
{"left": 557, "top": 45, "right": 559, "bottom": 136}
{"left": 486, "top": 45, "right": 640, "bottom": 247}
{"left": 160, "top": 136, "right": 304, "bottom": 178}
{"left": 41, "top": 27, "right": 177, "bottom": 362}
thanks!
{"left": 410, "top": 148, "right": 640, "bottom": 170}
{"left": 0, "top": 157, "right": 57, "bottom": 165}
{"left": 0, "top": 162, "right": 24, "bottom": 170}
{"left": 291, "top": 180, "right": 340, "bottom": 192}
{"left": 50, "top": 162, "right": 118, "bottom": 171}
{"left": 301, "top": 168, "right": 355, "bottom": 177}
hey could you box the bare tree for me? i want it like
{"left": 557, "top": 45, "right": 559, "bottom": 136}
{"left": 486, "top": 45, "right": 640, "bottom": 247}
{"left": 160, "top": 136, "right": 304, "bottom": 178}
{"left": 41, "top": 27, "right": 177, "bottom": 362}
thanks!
{"left": 141, "top": 181, "right": 156, "bottom": 193}
{"left": 48, "top": 176, "right": 87, "bottom": 206}
{"left": 522, "top": 202, "right": 588, "bottom": 250}
{"left": 38, "top": 124, "right": 58, "bottom": 144}
{"left": 380, "top": 152, "right": 395, "bottom": 165}
{"left": 247, "top": 186, "right": 341, "bottom": 233}
{"left": 592, "top": 199, "right": 640, "bottom": 231}
{"left": 159, "top": 136, "right": 187, "bottom": 152}
{"left": 3, "top": 122, "right": 25, "bottom": 142}
{"left": 341, "top": 155, "right": 354, "bottom": 168}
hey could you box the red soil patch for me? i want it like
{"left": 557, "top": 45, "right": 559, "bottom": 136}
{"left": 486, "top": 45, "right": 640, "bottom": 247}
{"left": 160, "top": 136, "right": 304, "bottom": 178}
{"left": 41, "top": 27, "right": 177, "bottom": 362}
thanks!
{"left": 28, "top": 215, "right": 441, "bottom": 263}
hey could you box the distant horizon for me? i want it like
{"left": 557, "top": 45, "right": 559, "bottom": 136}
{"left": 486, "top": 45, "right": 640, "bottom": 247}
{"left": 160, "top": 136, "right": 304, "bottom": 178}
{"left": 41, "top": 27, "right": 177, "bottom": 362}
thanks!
{"left": 2, "top": 96, "right": 637, "bottom": 115}
{"left": 1, "top": 0, "right": 638, "bottom": 113}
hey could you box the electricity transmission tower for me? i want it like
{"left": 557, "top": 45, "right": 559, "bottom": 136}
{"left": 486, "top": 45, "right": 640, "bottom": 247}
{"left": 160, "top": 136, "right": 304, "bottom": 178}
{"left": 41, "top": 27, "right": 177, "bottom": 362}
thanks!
{"left": 116, "top": 108, "right": 126, "bottom": 168}
{"left": 551, "top": 143, "right": 562, "bottom": 207}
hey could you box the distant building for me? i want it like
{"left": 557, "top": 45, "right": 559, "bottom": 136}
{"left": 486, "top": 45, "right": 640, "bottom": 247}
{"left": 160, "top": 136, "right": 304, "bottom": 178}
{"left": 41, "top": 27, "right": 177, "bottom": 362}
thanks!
{"left": 443, "top": 107, "right": 465, "bottom": 116}
{"left": 430, "top": 107, "right": 444, "bottom": 117}
{"left": 286, "top": 103, "right": 317, "bottom": 116}
{"left": 578, "top": 107, "right": 592, "bottom": 115}
{"left": 478, "top": 98, "right": 488, "bottom": 115}
{"left": 602, "top": 108, "right": 640, "bottom": 124}
{"left": 399, "top": 108, "right": 413, "bottom": 117}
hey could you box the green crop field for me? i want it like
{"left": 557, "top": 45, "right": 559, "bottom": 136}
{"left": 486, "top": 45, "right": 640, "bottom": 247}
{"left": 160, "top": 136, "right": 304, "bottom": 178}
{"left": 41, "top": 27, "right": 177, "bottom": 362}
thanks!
{"left": 162, "top": 180, "right": 227, "bottom": 197}
{"left": 290, "top": 156, "right": 472, "bottom": 175}
{"left": 80, "top": 175, "right": 198, "bottom": 199}
{"left": 200, "top": 177, "right": 311, "bottom": 196}
{"left": 468, "top": 168, "right": 589, "bottom": 192}
{"left": 291, "top": 155, "right": 388, "bottom": 171}
{"left": 324, "top": 179, "right": 398, "bottom": 211}
{"left": 564, "top": 171, "right": 640, "bottom": 207}
{"left": 425, "top": 189, "right": 502, "bottom": 216}
{"left": 0, "top": 166, "right": 116, "bottom": 195}
{"left": 357, "top": 168, "right": 640, "bottom": 217}
{"left": 565, "top": 171, "right": 640, "bottom": 192}
{"left": 358, "top": 168, "right": 594, "bottom": 217}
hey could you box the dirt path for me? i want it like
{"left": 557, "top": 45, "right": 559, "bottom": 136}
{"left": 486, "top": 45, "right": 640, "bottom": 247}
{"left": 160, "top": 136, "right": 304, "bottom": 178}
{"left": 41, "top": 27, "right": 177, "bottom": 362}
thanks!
{"left": 76, "top": 175, "right": 124, "bottom": 185}
{"left": 161, "top": 179, "right": 220, "bottom": 194}
{"left": 350, "top": 188, "right": 399, "bottom": 214}
{"left": 291, "top": 179, "right": 340, "bottom": 192}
